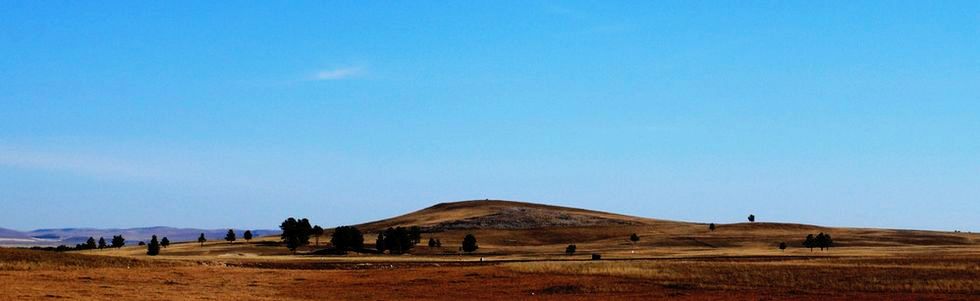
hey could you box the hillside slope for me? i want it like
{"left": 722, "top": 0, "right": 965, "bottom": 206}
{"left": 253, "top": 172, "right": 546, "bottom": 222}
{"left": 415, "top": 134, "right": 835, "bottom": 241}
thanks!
{"left": 357, "top": 200, "right": 666, "bottom": 232}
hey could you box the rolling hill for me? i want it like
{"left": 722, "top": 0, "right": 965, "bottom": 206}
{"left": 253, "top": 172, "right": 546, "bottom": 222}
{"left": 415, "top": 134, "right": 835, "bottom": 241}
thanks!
{"left": 75, "top": 199, "right": 979, "bottom": 260}
{"left": 354, "top": 199, "right": 978, "bottom": 249}
{"left": 358, "top": 199, "right": 661, "bottom": 231}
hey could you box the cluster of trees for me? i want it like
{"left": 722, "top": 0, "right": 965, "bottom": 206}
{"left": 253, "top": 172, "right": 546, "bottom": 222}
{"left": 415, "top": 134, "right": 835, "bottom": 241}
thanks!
{"left": 331, "top": 226, "right": 364, "bottom": 253}
{"left": 42, "top": 235, "right": 127, "bottom": 252}
{"left": 375, "top": 227, "right": 413, "bottom": 254}
{"left": 803, "top": 233, "right": 833, "bottom": 251}
{"left": 277, "top": 217, "right": 480, "bottom": 256}
{"left": 280, "top": 217, "right": 315, "bottom": 253}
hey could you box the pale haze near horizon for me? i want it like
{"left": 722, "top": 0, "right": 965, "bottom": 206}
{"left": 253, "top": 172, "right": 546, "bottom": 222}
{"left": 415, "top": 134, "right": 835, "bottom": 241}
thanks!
{"left": 1, "top": 2, "right": 978, "bottom": 232}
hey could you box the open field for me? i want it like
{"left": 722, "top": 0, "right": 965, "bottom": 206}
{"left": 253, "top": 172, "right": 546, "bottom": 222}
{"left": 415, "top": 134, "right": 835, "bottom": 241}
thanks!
{"left": 3, "top": 247, "right": 980, "bottom": 300}
{"left": 3, "top": 200, "right": 979, "bottom": 300}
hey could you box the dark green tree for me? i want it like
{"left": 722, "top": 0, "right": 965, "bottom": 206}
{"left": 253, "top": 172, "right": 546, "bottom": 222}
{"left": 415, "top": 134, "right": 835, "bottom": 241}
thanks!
{"left": 803, "top": 234, "right": 816, "bottom": 252}
{"left": 147, "top": 235, "right": 160, "bottom": 256}
{"left": 198, "top": 233, "right": 207, "bottom": 247}
{"left": 280, "top": 217, "right": 313, "bottom": 253}
{"left": 381, "top": 227, "right": 413, "bottom": 254}
{"left": 84, "top": 237, "right": 97, "bottom": 250}
{"left": 709, "top": 223, "right": 716, "bottom": 231}
{"left": 111, "top": 235, "right": 125, "bottom": 248}
{"left": 409, "top": 226, "right": 422, "bottom": 244}
{"left": 161, "top": 237, "right": 170, "bottom": 248}
{"left": 629, "top": 233, "right": 640, "bottom": 244}
{"left": 243, "top": 230, "right": 253, "bottom": 242}
{"left": 748, "top": 214, "right": 756, "bottom": 222}
{"left": 98, "top": 237, "right": 107, "bottom": 249}
{"left": 779, "top": 242, "right": 787, "bottom": 252}
{"left": 565, "top": 244, "right": 577, "bottom": 255}
{"left": 816, "top": 233, "right": 833, "bottom": 251}
{"left": 375, "top": 232, "right": 386, "bottom": 252}
{"left": 428, "top": 238, "right": 437, "bottom": 248}
{"left": 312, "top": 225, "right": 324, "bottom": 247}
{"left": 225, "top": 229, "right": 236, "bottom": 243}
{"left": 330, "top": 226, "right": 364, "bottom": 253}
{"left": 462, "top": 234, "right": 478, "bottom": 253}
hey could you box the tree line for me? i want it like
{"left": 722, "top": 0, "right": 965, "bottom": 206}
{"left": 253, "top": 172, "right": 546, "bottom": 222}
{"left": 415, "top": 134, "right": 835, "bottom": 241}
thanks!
{"left": 278, "top": 217, "right": 478, "bottom": 255}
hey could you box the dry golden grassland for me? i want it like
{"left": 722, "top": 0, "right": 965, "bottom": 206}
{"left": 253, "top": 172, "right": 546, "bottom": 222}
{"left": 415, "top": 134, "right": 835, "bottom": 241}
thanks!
{"left": 506, "top": 256, "right": 980, "bottom": 294}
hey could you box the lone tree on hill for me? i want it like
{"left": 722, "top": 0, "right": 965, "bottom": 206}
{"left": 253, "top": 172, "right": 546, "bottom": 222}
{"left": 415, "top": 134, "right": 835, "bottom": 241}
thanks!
{"left": 629, "top": 233, "right": 640, "bottom": 245}
{"left": 111, "top": 235, "right": 125, "bottom": 248}
{"left": 280, "top": 217, "right": 313, "bottom": 253}
{"left": 98, "top": 237, "right": 107, "bottom": 249}
{"left": 330, "top": 226, "right": 365, "bottom": 254}
{"left": 84, "top": 237, "right": 97, "bottom": 250}
{"left": 462, "top": 234, "right": 479, "bottom": 253}
{"left": 565, "top": 244, "right": 577, "bottom": 256}
{"left": 312, "top": 225, "right": 324, "bottom": 247}
{"left": 243, "top": 230, "right": 253, "bottom": 242}
{"left": 225, "top": 229, "right": 236, "bottom": 243}
{"left": 147, "top": 235, "right": 160, "bottom": 256}
{"left": 709, "top": 223, "right": 716, "bottom": 231}
{"left": 748, "top": 214, "right": 756, "bottom": 222}
{"left": 779, "top": 242, "right": 787, "bottom": 252}
{"left": 161, "top": 237, "right": 171, "bottom": 248}
{"left": 198, "top": 233, "right": 207, "bottom": 247}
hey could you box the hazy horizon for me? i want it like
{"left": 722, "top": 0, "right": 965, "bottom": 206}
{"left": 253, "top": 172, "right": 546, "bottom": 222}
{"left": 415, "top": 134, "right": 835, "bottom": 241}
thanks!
{"left": 2, "top": 1, "right": 978, "bottom": 232}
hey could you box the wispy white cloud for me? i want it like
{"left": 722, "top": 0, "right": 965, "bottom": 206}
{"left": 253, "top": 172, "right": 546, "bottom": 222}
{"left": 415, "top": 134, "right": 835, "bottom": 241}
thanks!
{"left": 312, "top": 66, "right": 365, "bottom": 81}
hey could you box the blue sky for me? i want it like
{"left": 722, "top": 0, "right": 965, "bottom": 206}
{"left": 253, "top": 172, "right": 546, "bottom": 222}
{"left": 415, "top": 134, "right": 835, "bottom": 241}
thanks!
{"left": 1, "top": 1, "right": 978, "bottom": 231}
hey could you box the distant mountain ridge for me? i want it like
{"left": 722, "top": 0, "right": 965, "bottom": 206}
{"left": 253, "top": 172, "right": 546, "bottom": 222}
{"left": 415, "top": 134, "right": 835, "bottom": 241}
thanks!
{"left": 0, "top": 226, "right": 278, "bottom": 247}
